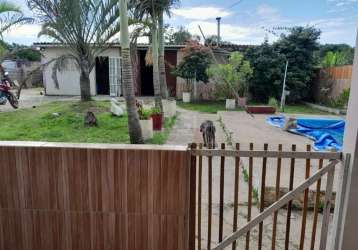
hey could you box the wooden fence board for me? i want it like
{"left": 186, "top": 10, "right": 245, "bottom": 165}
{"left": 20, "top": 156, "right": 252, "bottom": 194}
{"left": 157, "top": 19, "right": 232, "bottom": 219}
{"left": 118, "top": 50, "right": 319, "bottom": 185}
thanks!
{"left": 0, "top": 143, "right": 190, "bottom": 250}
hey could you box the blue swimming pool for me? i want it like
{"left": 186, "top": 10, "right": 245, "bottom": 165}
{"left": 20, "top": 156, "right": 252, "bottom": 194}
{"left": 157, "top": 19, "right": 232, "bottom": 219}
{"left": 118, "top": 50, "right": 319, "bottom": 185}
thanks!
{"left": 267, "top": 116, "right": 345, "bottom": 151}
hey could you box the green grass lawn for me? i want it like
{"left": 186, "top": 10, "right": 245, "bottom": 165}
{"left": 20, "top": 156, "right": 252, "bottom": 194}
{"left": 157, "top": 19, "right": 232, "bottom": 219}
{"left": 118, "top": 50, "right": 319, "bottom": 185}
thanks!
{"left": 178, "top": 101, "right": 329, "bottom": 115}
{"left": 0, "top": 101, "right": 175, "bottom": 144}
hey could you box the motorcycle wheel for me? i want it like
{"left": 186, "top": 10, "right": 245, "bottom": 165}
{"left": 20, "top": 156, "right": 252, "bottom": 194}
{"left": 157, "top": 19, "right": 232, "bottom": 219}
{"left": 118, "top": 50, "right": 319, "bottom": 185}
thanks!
{"left": 6, "top": 92, "right": 19, "bottom": 109}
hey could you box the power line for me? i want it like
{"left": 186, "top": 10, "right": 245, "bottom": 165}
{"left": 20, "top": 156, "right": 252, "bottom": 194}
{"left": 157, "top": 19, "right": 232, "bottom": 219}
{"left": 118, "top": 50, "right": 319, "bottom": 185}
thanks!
{"left": 227, "top": 0, "right": 244, "bottom": 9}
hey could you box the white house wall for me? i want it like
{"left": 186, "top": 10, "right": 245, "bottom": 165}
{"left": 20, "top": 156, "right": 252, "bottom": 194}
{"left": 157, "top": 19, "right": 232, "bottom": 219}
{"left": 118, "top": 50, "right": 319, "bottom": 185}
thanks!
{"left": 42, "top": 47, "right": 121, "bottom": 96}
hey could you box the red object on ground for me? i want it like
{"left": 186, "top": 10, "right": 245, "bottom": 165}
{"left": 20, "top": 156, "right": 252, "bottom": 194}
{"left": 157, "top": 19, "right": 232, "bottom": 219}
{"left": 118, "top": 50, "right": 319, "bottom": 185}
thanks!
{"left": 151, "top": 113, "right": 163, "bottom": 130}
{"left": 246, "top": 106, "right": 276, "bottom": 114}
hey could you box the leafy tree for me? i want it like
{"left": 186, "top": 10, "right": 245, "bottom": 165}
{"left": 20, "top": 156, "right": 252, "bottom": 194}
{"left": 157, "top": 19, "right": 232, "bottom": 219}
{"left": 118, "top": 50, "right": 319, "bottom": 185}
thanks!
{"left": 245, "top": 40, "right": 285, "bottom": 102}
{"left": 274, "top": 26, "right": 321, "bottom": 102}
{"left": 321, "top": 51, "right": 338, "bottom": 67}
{"left": 321, "top": 50, "right": 354, "bottom": 67}
{"left": 173, "top": 40, "right": 211, "bottom": 90}
{"left": 27, "top": 0, "right": 120, "bottom": 101}
{"left": 317, "top": 43, "right": 354, "bottom": 65}
{"left": 166, "top": 26, "right": 192, "bottom": 45}
{"left": 208, "top": 52, "right": 253, "bottom": 99}
{"left": 2, "top": 43, "right": 41, "bottom": 61}
{"left": 120, "top": 0, "right": 144, "bottom": 144}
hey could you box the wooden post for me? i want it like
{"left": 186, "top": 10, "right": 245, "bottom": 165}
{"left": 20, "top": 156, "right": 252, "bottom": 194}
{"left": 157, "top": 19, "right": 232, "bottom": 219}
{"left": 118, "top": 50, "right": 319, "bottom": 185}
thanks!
{"left": 319, "top": 166, "right": 335, "bottom": 250}
{"left": 271, "top": 144, "right": 282, "bottom": 250}
{"left": 258, "top": 143, "right": 268, "bottom": 250}
{"left": 232, "top": 143, "right": 240, "bottom": 250}
{"left": 208, "top": 151, "right": 213, "bottom": 250}
{"left": 189, "top": 143, "right": 197, "bottom": 250}
{"left": 285, "top": 144, "right": 296, "bottom": 250}
{"left": 197, "top": 144, "right": 203, "bottom": 250}
{"left": 245, "top": 143, "right": 254, "bottom": 250}
{"left": 219, "top": 143, "right": 225, "bottom": 242}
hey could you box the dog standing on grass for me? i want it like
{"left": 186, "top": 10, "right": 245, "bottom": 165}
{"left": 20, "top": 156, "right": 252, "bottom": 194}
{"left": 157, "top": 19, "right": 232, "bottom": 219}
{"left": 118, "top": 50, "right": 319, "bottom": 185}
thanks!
{"left": 200, "top": 120, "right": 216, "bottom": 149}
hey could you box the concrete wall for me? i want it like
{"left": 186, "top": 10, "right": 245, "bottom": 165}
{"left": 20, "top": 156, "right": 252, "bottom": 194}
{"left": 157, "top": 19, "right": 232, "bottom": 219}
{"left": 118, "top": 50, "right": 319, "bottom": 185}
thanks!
{"left": 42, "top": 47, "right": 121, "bottom": 96}
{"left": 2, "top": 60, "right": 42, "bottom": 87}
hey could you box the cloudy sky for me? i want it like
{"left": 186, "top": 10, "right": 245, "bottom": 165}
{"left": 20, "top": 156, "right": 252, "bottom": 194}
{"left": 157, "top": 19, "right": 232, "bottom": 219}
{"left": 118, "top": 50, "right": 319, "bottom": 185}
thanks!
{"left": 5, "top": 0, "right": 358, "bottom": 46}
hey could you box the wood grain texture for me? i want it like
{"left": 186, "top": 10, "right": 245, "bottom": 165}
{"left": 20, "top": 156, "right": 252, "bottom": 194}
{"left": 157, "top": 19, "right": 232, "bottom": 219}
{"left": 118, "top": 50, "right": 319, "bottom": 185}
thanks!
{"left": 0, "top": 144, "right": 190, "bottom": 250}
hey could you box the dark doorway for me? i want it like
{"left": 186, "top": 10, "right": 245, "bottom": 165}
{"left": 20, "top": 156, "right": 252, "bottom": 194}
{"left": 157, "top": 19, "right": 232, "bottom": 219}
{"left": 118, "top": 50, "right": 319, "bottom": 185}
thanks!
{"left": 96, "top": 57, "right": 109, "bottom": 95}
{"left": 165, "top": 50, "right": 177, "bottom": 97}
{"left": 139, "top": 50, "right": 154, "bottom": 96}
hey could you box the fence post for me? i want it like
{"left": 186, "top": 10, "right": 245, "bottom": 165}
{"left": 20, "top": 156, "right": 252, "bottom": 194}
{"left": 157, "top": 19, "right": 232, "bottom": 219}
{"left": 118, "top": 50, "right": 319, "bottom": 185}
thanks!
{"left": 189, "top": 143, "right": 197, "bottom": 250}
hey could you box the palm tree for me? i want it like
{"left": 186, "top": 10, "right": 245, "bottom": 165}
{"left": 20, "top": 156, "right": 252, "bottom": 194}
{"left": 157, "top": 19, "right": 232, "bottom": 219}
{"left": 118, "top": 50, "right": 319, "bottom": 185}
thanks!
{"left": 0, "top": 1, "right": 33, "bottom": 38}
{"left": 158, "top": 11, "right": 167, "bottom": 99}
{"left": 158, "top": 0, "right": 179, "bottom": 99}
{"left": 130, "top": 0, "right": 161, "bottom": 108}
{"left": 130, "top": 0, "right": 178, "bottom": 103}
{"left": 27, "top": 0, "right": 120, "bottom": 101}
{"left": 120, "top": 0, "right": 144, "bottom": 144}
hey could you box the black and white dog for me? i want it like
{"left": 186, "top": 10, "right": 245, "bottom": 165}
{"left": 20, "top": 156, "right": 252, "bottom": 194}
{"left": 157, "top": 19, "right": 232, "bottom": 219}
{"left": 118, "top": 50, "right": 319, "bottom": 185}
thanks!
{"left": 200, "top": 120, "right": 216, "bottom": 149}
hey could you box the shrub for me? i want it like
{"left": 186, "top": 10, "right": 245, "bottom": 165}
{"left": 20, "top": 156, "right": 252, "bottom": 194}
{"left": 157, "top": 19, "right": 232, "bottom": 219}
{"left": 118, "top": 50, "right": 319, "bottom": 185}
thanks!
{"left": 208, "top": 52, "right": 253, "bottom": 99}
{"left": 335, "top": 89, "right": 350, "bottom": 108}
{"left": 172, "top": 40, "right": 212, "bottom": 92}
{"left": 268, "top": 97, "right": 279, "bottom": 108}
{"left": 151, "top": 107, "right": 162, "bottom": 115}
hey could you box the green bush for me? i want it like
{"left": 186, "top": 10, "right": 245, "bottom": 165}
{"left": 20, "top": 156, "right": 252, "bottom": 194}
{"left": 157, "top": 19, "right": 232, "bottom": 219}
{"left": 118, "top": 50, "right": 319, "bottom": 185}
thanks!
{"left": 151, "top": 107, "right": 162, "bottom": 115}
{"left": 138, "top": 107, "right": 152, "bottom": 120}
{"left": 207, "top": 52, "right": 253, "bottom": 99}
{"left": 324, "top": 89, "right": 350, "bottom": 109}
{"left": 172, "top": 40, "right": 212, "bottom": 91}
{"left": 268, "top": 97, "right": 279, "bottom": 108}
{"left": 335, "top": 89, "right": 350, "bottom": 108}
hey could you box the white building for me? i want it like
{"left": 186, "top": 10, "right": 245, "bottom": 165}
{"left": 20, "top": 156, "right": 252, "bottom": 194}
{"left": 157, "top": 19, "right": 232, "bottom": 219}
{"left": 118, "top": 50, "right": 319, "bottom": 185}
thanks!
{"left": 35, "top": 43, "right": 185, "bottom": 97}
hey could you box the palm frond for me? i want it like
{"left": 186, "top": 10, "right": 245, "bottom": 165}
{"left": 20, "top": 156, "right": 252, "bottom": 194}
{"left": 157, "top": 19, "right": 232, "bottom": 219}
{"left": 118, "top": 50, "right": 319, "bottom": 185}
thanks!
{"left": 0, "top": 1, "right": 21, "bottom": 14}
{"left": 28, "top": 0, "right": 120, "bottom": 73}
{"left": 0, "top": 3, "right": 33, "bottom": 37}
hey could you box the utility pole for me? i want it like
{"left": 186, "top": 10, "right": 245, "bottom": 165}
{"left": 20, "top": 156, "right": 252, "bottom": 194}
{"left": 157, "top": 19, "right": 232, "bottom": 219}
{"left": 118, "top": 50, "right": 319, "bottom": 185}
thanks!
{"left": 280, "top": 60, "right": 289, "bottom": 112}
{"left": 216, "top": 17, "right": 221, "bottom": 46}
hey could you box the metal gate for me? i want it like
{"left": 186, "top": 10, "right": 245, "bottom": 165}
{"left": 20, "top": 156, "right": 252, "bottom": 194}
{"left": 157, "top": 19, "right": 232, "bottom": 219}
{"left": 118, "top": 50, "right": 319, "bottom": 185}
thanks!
{"left": 189, "top": 143, "right": 346, "bottom": 250}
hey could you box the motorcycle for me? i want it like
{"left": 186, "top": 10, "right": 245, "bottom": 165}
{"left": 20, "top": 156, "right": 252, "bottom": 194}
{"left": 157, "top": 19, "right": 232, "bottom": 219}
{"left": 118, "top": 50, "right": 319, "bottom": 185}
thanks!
{"left": 0, "top": 72, "right": 19, "bottom": 109}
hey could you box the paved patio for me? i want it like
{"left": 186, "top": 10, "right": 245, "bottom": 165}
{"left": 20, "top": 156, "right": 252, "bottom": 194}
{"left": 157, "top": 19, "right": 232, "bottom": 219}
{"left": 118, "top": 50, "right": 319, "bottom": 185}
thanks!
{"left": 166, "top": 107, "right": 341, "bottom": 249}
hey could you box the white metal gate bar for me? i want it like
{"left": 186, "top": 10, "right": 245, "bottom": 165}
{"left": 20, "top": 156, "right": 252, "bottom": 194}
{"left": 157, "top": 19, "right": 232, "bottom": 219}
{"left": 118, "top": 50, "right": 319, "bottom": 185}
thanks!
{"left": 213, "top": 160, "right": 340, "bottom": 250}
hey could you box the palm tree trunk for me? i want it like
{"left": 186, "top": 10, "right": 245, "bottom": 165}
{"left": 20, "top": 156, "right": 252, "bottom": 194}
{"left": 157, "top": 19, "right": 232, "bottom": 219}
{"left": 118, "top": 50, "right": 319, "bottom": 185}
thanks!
{"left": 79, "top": 62, "right": 91, "bottom": 101}
{"left": 158, "top": 12, "right": 168, "bottom": 99}
{"left": 120, "top": 0, "right": 144, "bottom": 144}
{"left": 151, "top": 16, "right": 162, "bottom": 110}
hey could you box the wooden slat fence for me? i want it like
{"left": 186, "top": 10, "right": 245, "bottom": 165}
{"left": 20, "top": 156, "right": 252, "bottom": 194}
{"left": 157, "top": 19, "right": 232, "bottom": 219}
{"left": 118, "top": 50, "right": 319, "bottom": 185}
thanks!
{"left": 190, "top": 143, "right": 344, "bottom": 250}
{"left": 0, "top": 142, "right": 190, "bottom": 250}
{"left": 313, "top": 65, "right": 353, "bottom": 102}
